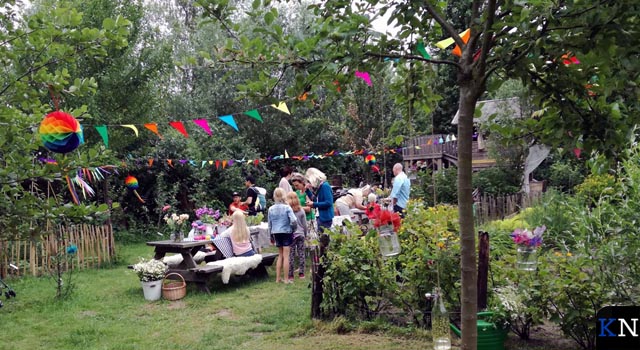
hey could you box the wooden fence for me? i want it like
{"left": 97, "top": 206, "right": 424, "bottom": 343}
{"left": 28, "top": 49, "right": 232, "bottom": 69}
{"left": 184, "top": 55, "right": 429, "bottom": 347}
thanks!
{"left": 474, "top": 191, "right": 542, "bottom": 225}
{"left": 0, "top": 223, "right": 115, "bottom": 278}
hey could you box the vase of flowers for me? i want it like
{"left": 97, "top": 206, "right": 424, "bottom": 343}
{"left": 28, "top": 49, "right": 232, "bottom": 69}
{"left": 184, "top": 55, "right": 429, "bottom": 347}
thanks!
{"left": 132, "top": 258, "right": 167, "bottom": 301}
{"left": 511, "top": 225, "right": 545, "bottom": 271}
{"left": 164, "top": 212, "right": 190, "bottom": 242}
{"left": 192, "top": 206, "right": 221, "bottom": 239}
{"left": 366, "top": 202, "right": 402, "bottom": 257}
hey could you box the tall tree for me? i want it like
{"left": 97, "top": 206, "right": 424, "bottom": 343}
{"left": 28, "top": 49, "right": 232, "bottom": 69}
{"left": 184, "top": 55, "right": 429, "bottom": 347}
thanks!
{"left": 198, "top": 1, "right": 640, "bottom": 349}
{"left": 0, "top": 0, "right": 131, "bottom": 239}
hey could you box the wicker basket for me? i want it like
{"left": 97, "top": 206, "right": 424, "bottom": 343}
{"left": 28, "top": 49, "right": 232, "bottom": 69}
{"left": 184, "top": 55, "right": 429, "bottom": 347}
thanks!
{"left": 162, "top": 273, "right": 186, "bottom": 301}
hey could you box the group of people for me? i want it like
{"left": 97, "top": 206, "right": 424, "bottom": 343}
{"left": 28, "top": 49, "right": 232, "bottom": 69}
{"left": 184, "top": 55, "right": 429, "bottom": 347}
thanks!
{"left": 220, "top": 163, "right": 411, "bottom": 284}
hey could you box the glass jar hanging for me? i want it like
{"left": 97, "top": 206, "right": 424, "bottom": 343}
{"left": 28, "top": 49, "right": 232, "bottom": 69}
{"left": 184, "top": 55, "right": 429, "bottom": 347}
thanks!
{"left": 377, "top": 225, "right": 401, "bottom": 257}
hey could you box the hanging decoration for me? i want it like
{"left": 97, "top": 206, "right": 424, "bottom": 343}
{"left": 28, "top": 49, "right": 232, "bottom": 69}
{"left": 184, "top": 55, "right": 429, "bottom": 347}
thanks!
{"left": 39, "top": 111, "right": 84, "bottom": 154}
{"left": 365, "top": 154, "right": 376, "bottom": 165}
{"left": 355, "top": 71, "right": 373, "bottom": 86}
{"left": 451, "top": 29, "right": 471, "bottom": 57}
{"left": 125, "top": 175, "right": 145, "bottom": 203}
{"left": 270, "top": 102, "right": 291, "bottom": 115}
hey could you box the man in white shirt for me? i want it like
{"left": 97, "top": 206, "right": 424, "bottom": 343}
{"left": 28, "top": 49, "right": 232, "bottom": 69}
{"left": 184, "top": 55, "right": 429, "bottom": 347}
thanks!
{"left": 390, "top": 163, "right": 410, "bottom": 218}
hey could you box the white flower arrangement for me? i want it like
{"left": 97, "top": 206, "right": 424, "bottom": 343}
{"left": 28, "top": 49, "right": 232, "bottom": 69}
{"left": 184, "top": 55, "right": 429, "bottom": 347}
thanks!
{"left": 132, "top": 258, "right": 167, "bottom": 282}
{"left": 163, "top": 213, "right": 190, "bottom": 231}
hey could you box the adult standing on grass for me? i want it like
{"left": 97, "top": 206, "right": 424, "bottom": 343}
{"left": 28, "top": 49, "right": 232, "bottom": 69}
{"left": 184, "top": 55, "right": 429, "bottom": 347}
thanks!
{"left": 278, "top": 166, "right": 294, "bottom": 194}
{"left": 243, "top": 175, "right": 260, "bottom": 216}
{"left": 268, "top": 188, "right": 297, "bottom": 284}
{"left": 286, "top": 191, "right": 308, "bottom": 281}
{"left": 291, "top": 174, "right": 314, "bottom": 223}
{"left": 390, "top": 163, "right": 410, "bottom": 218}
{"left": 304, "top": 167, "right": 334, "bottom": 232}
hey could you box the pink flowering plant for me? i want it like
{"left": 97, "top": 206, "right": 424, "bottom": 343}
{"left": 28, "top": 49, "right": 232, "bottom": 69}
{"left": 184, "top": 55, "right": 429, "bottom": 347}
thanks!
{"left": 510, "top": 225, "right": 545, "bottom": 247}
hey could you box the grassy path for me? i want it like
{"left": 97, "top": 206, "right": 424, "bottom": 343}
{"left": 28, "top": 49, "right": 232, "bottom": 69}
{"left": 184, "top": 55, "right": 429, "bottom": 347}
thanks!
{"left": 0, "top": 244, "right": 429, "bottom": 350}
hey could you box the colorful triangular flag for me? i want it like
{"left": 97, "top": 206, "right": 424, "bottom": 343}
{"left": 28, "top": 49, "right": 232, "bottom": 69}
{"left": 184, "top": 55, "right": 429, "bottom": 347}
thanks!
{"left": 95, "top": 125, "right": 108, "bottom": 148}
{"left": 219, "top": 115, "right": 239, "bottom": 131}
{"left": 193, "top": 119, "right": 212, "bottom": 135}
{"left": 354, "top": 71, "right": 373, "bottom": 86}
{"left": 285, "top": 150, "right": 289, "bottom": 159}
{"left": 270, "top": 102, "right": 290, "bottom": 115}
{"left": 244, "top": 109, "right": 263, "bottom": 122}
{"left": 169, "top": 121, "right": 188, "bottom": 138}
{"left": 416, "top": 41, "right": 431, "bottom": 59}
{"left": 121, "top": 124, "right": 139, "bottom": 137}
{"left": 452, "top": 29, "right": 471, "bottom": 57}
{"left": 144, "top": 123, "right": 162, "bottom": 139}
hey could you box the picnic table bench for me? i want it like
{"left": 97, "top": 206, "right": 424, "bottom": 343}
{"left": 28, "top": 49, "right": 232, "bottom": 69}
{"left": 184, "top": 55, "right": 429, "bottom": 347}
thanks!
{"left": 137, "top": 240, "right": 278, "bottom": 294}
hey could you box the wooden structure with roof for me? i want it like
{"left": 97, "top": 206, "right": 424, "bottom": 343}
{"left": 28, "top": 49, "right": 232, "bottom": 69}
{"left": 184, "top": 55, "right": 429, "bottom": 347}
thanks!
{"left": 402, "top": 98, "right": 522, "bottom": 173}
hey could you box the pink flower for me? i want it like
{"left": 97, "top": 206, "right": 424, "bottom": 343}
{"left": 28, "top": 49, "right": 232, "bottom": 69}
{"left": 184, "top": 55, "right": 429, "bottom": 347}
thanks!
{"left": 162, "top": 205, "right": 171, "bottom": 212}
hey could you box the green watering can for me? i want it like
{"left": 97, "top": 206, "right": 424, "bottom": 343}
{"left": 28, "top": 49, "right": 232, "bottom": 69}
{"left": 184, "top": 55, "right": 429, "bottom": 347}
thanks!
{"left": 449, "top": 311, "right": 509, "bottom": 350}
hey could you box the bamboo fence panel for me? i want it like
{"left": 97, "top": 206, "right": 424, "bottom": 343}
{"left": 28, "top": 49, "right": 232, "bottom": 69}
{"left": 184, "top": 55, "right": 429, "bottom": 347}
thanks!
{"left": 0, "top": 223, "right": 114, "bottom": 278}
{"left": 474, "top": 192, "right": 543, "bottom": 225}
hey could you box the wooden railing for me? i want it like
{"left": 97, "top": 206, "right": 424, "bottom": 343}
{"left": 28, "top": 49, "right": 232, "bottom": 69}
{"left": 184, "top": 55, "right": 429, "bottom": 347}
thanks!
{"left": 0, "top": 223, "right": 115, "bottom": 278}
{"left": 474, "top": 192, "right": 543, "bottom": 225}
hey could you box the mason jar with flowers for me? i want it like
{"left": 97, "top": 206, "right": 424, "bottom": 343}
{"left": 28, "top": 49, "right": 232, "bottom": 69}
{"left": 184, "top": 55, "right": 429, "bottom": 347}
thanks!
{"left": 366, "top": 202, "right": 402, "bottom": 257}
{"left": 164, "top": 212, "right": 190, "bottom": 242}
{"left": 511, "top": 225, "right": 545, "bottom": 271}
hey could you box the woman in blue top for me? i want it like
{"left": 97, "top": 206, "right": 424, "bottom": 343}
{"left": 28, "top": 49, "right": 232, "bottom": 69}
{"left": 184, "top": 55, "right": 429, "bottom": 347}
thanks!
{"left": 268, "top": 187, "right": 297, "bottom": 284}
{"left": 304, "top": 167, "right": 334, "bottom": 232}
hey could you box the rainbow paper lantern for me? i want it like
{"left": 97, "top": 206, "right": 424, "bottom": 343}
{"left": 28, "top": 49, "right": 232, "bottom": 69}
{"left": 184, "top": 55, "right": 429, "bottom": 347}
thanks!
{"left": 125, "top": 175, "right": 145, "bottom": 203}
{"left": 365, "top": 154, "right": 376, "bottom": 165}
{"left": 39, "top": 111, "right": 84, "bottom": 153}
{"left": 125, "top": 175, "right": 139, "bottom": 189}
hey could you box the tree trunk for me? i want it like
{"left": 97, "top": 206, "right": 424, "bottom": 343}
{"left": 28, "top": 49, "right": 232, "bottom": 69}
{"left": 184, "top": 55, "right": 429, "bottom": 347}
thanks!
{"left": 457, "top": 83, "right": 479, "bottom": 350}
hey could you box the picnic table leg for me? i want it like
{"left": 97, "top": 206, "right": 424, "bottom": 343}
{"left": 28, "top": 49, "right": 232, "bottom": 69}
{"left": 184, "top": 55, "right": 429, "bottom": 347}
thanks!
{"left": 195, "top": 281, "right": 211, "bottom": 294}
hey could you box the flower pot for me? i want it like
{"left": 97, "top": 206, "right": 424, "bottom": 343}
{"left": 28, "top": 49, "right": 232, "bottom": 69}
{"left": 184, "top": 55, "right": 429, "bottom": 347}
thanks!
{"left": 173, "top": 231, "right": 184, "bottom": 242}
{"left": 516, "top": 246, "right": 538, "bottom": 271}
{"left": 141, "top": 280, "right": 162, "bottom": 301}
{"left": 378, "top": 225, "right": 401, "bottom": 257}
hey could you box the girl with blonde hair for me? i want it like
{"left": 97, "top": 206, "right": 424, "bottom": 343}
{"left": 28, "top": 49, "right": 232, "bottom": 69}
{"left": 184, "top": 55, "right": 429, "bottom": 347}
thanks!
{"left": 286, "top": 191, "right": 308, "bottom": 281}
{"left": 229, "top": 210, "right": 255, "bottom": 257}
{"left": 268, "top": 187, "right": 297, "bottom": 283}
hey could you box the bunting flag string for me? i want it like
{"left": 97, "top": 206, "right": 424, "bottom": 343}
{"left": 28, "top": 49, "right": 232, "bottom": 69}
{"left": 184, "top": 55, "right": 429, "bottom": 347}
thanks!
{"left": 218, "top": 115, "right": 239, "bottom": 131}
{"left": 112, "top": 134, "right": 463, "bottom": 172}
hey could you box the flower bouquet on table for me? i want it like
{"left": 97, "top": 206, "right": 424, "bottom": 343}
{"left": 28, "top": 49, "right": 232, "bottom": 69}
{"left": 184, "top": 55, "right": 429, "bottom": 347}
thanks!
{"left": 511, "top": 225, "right": 545, "bottom": 271}
{"left": 216, "top": 214, "right": 233, "bottom": 235}
{"left": 132, "top": 258, "right": 167, "bottom": 282}
{"left": 190, "top": 206, "right": 221, "bottom": 239}
{"left": 164, "top": 212, "right": 190, "bottom": 242}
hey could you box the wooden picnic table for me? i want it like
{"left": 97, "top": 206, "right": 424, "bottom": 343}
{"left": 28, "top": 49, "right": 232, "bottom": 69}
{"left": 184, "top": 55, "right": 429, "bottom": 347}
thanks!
{"left": 147, "top": 240, "right": 222, "bottom": 294}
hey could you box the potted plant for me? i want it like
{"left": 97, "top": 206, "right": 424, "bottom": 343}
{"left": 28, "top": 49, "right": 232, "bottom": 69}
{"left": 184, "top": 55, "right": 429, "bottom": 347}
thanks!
{"left": 132, "top": 258, "right": 167, "bottom": 301}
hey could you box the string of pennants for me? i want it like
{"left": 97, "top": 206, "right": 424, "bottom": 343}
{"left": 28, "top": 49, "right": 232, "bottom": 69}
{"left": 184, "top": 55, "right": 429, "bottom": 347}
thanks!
{"left": 114, "top": 134, "right": 459, "bottom": 170}
{"left": 89, "top": 101, "right": 292, "bottom": 148}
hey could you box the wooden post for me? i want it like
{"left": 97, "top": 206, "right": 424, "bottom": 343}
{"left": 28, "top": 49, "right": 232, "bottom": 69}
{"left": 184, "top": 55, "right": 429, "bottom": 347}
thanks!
{"left": 477, "top": 231, "right": 489, "bottom": 310}
{"left": 311, "top": 233, "right": 330, "bottom": 319}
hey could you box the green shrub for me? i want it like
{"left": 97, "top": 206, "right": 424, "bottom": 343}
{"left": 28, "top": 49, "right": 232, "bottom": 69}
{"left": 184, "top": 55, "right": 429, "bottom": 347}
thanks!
{"left": 472, "top": 167, "right": 520, "bottom": 195}
{"left": 574, "top": 173, "right": 620, "bottom": 205}
{"left": 547, "top": 161, "right": 584, "bottom": 192}
{"left": 320, "top": 202, "right": 461, "bottom": 327}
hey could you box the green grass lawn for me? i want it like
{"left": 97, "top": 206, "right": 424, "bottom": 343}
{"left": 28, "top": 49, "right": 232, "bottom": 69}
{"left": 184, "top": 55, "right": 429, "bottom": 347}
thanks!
{"left": 0, "top": 244, "right": 432, "bottom": 350}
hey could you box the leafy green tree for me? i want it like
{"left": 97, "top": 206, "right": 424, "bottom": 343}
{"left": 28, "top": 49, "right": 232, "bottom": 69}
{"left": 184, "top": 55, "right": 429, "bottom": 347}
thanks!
{"left": 197, "top": 1, "right": 640, "bottom": 348}
{"left": 0, "top": 1, "right": 131, "bottom": 241}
